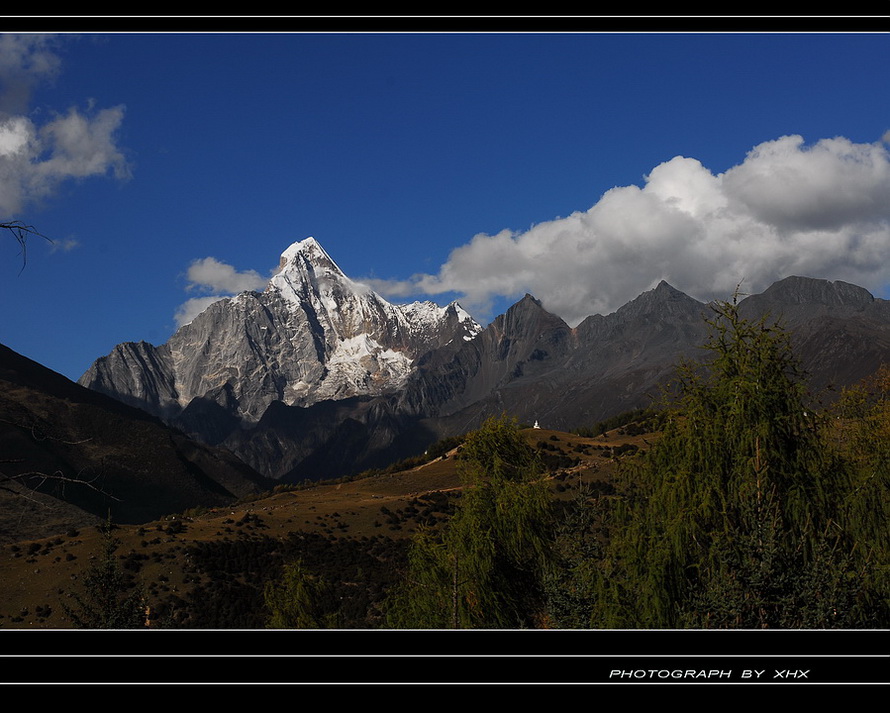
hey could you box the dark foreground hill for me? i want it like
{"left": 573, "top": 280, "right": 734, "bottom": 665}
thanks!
{"left": 0, "top": 342, "right": 273, "bottom": 543}
{"left": 0, "top": 422, "right": 633, "bottom": 628}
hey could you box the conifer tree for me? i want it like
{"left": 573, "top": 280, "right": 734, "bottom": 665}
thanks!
{"left": 591, "top": 296, "right": 887, "bottom": 628}
{"left": 264, "top": 559, "right": 337, "bottom": 629}
{"left": 63, "top": 521, "right": 148, "bottom": 629}
{"left": 829, "top": 366, "right": 890, "bottom": 617}
{"left": 386, "top": 416, "right": 554, "bottom": 628}
{"left": 543, "top": 483, "right": 604, "bottom": 628}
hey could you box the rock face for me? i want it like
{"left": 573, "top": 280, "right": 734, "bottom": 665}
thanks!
{"left": 79, "top": 238, "right": 482, "bottom": 477}
{"left": 79, "top": 236, "right": 890, "bottom": 483}
{"left": 739, "top": 276, "right": 890, "bottom": 395}
{"left": 80, "top": 237, "right": 481, "bottom": 425}
{"left": 394, "top": 281, "right": 713, "bottom": 438}
{"left": 410, "top": 275, "right": 890, "bottom": 437}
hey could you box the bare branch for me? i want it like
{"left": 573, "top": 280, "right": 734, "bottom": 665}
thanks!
{"left": 0, "top": 466, "right": 120, "bottom": 503}
{"left": 0, "top": 418, "right": 94, "bottom": 447}
{"left": 0, "top": 417, "right": 117, "bottom": 506}
{"left": 2, "top": 220, "right": 53, "bottom": 272}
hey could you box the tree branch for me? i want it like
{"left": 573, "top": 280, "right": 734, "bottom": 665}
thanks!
{"left": 2, "top": 220, "right": 53, "bottom": 272}
{"left": 0, "top": 464, "right": 120, "bottom": 504}
{"left": 0, "top": 416, "right": 118, "bottom": 505}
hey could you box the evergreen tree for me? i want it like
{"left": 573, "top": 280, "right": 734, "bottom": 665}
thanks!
{"left": 543, "top": 484, "right": 604, "bottom": 628}
{"left": 63, "top": 522, "right": 148, "bottom": 629}
{"left": 591, "top": 297, "right": 887, "bottom": 628}
{"left": 829, "top": 366, "right": 890, "bottom": 617}
{"left": 264, "top": 559, "right": 337, "bottom": 629}
{"left": 386, "top": 416, "right": 554, "bottom": 628}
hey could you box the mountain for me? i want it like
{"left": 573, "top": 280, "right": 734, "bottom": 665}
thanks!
{"left": 394, "top": 280, "right": 713, "bottom": 438}
{"left": 79, "top": 238, "right": 481, "bottom": 479}
{"left": 78, "top": 237, "right": 890, "bottom": 483}
{"left": 0, "top": 342, "right": 273, "bottom": 542}
{"left": 404, "top": 275, "right": 890, "bottom": 439}
{"left": 80, "top": 238, "right": 480, "bottom": 424}
{"left": 738, "top": 275, "right": 890, "bottom": 395}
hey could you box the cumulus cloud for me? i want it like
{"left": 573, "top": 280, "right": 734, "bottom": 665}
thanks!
{"left": 0, "top": 34, "right": 61, "bottom": 115}
{"left": 368, "top": 132, "right": 890, "bottom": 325}
{"left": 185, "top": 256, "right": 269, "bottom": 295}
{"left": 0, "top": 34, "right": 130, "bottom": 217}
{"left": 175, "top": 256, "right": 270, "bottom": 326}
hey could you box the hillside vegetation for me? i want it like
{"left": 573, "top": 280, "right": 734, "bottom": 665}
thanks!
{"left": 1, "top": 299, "right": 887, "bottom": 629}
{"left": 0, "top": 421, "right": 628, "bottom": 628}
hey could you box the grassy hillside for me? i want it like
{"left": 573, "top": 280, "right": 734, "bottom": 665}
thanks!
{"left": 0, "top": 423, "right": 648, "bottom": 629}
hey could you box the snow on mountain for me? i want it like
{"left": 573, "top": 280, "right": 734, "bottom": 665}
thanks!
{"left": 270, "top": 236, "right": 480, "bottom": 348}
{"left": 79, "top": 237, "right": 482, "bottom": 423}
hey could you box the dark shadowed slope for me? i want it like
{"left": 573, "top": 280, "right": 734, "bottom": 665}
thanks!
{"left": 0, "top": 342, "right": 272, "bottom": 542}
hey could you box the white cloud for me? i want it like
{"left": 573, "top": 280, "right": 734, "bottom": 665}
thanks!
{"left": 0, "top": 34, "right": 61, "bottom": 115}
{"left": 175, "top": 256, "right": 270, "bottom": 326}
{"left": 184, "top": 256, "right": 269, "bottom": 295}
{"left": 35, "top": 105, "right": 130, "bottom": 182}
{"left": 722, "top": 135, "right": 890, "bottom": 231}
{"left": 369, "top": 132, "right": 890, "bottom": 325}
{"left": 48, "top": 237, "right": 79, "bottom": 253}
{"left": 0, "top": 34, "right": 130, "bottom": 217}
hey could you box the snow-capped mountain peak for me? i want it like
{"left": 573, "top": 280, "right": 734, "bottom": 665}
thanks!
{"left": 271, "top": 237, "right": 366, "bottom": 308}
{"left": 276, "top": 237, "right": 350, "bottom": 282}
{"left": 268, "top": 237, "right": 480, "bottom": 348}
{"left": 79, "top": 237, "right": 482, "bottom": 425}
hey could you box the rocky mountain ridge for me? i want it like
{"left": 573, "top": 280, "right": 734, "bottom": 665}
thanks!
{"left": 391, "top": 280, "right": 714, "bottom": 439}
{"left": 77, "top": 239, "right": 890, "bottom": 482}
{"left": 79, "top": 237, "right": 481, "bottom": 424}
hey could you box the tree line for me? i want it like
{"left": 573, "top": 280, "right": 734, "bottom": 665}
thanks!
{"left": 265, "top": 296, "right": 889, "bottom": 629}
{"left": 61, "top": 296, "right": 888, "bottom": 629}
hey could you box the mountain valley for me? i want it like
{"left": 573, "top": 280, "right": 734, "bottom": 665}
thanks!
{"left": 77, "top": 238, "right": 890, "bottom": 483}
{"left": 3, "top": 237, "right": 890, "bottom": 629}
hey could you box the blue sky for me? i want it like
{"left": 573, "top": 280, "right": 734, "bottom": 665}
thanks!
{"left": 2, "top": 21, "right": 890, "bottom": 381}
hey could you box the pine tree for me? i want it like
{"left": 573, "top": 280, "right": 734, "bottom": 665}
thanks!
{"left": 63, "top": 521, "right": 148, "bottom": 629}
{"left": 264, "top": 559, "right": 337, "bottom": 629}
{"left": 385, "top": 416, "right": 554, "bottom": 628}
{"left": 543, "top": 483, "right": 604, "bottom": 628}
{"left": 591, "top": 296, "right": 887, "bottom": 628}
